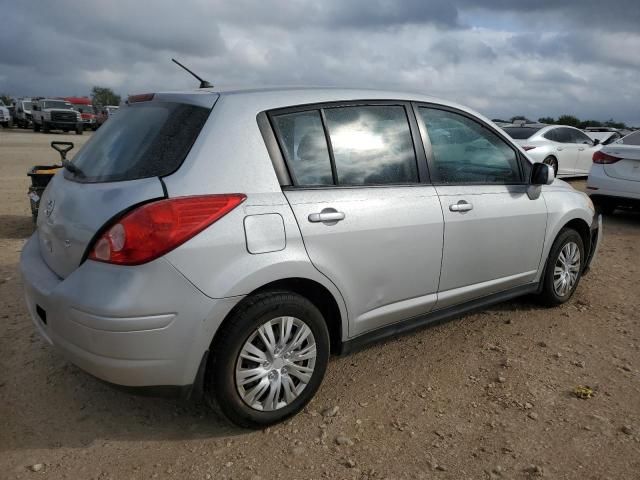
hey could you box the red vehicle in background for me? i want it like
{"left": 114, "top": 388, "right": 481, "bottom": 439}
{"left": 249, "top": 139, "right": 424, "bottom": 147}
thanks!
{"left": 64, "top": 97, "right": 97, "bottom": 131}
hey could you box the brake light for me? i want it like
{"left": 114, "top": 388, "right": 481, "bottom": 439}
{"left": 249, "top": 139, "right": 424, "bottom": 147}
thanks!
{"left": 592, "top": 150, "right": 622, "bottom": 164}
{"left": 128, "top": 93, "right": 155, "bottom": 103}
{"left": 89, "top": 194, "right": 246, "bottom": 265}
{"left": 522, "top": 146, "right": 537, "bottom": 151}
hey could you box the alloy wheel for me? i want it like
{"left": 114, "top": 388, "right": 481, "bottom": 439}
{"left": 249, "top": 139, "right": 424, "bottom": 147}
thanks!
{"left": 553, "top": 241, "right": 581, "bottom": 296}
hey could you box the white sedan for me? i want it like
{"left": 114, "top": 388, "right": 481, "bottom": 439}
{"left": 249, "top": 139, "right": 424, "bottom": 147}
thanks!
{"left": 586, "top": 131, "right": 640, "bottom": 214}
{"left": 503, "top": 125, "right": 601, "bottom": 177}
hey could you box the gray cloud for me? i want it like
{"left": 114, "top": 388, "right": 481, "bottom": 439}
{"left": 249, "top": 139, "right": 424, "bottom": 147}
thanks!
{"left": 1, "top": 1, "right": 639, "bottom": 125}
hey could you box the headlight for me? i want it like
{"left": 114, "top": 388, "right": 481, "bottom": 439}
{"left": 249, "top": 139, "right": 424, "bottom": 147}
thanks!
{"left": 43, "top": 112, "right": 51, "bottom": 119}
{"left": 77, "top": 113, "right": 82, "bottom": 121}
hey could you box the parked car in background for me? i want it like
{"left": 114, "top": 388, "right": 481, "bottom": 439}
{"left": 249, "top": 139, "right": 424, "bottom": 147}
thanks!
{"left": 587, "top": 141, "right": 640, "bottom": 214}
{"left": 615, "top": 130, "right": 640, "bottom": 146}
{"left": 584, "top": 127, "right": 623, "bottom": 146}
{"left": 31, "top": 98, "right": 83, "bottom": 134}
{"left": 64, "top": 97, "right": 97, "bottom": 131}
{"left": 503, "top": 124, "right": 601, "bottom": 177}
{"left": 0, "top": 99, "right": 11, "bottom": 128}
{"left": 20, "top": 87, "right": 601, "bottom": 428}
{"left": 14, "top": 98, "right": 33, "bottom": 128}
{"left": 95, "top": 105, "right": 119, "bottom": 127}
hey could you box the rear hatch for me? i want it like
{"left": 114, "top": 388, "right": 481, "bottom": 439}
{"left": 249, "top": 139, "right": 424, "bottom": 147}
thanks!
{"left": 37, "top": 92, "right": 218, "bottom": 278}
{"left": 602, "top": 145, "right": 640, "bottom": 182}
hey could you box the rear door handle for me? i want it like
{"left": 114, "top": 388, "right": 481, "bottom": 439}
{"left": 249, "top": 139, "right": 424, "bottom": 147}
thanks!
{"left": 449, "top": 200, "right": 473, "bottom": 212}
{"left": 557, "top": 147, "right": 563, "bottom": 151}
{"left": 578, "top": 147, "right": 585, "bottom": 151}
{"left": 308, "top": 209, "right": 345, "bottom": 224}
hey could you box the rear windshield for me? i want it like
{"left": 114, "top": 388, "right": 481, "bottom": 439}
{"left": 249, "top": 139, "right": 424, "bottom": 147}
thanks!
{"left": 68, "top": 101, "right": 210, "bottom": 183}
{"left": 503, "top": 127, "right": 542, "bottom": 140}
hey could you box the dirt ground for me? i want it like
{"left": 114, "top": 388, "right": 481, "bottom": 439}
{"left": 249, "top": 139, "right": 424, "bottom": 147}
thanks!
{"left": 0, "top": 128, "right": 638, "bottom": 480}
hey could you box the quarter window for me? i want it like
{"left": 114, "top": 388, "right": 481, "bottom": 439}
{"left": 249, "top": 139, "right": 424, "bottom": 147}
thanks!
{"left": 323, "top": 105, "right": 418, "bottom": 185}
{"left": 271, "top": 110, "right": 333, "bottom": 186}
{"left": 418, "top": 107, "right": 522, "bottom": 184}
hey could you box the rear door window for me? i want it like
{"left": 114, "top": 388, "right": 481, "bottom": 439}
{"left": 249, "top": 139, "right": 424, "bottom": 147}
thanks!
{"left": 323, "top": 105, "right": 418, "bottom": 185}
{"left": 69, "top": 101, "right": 210, "bottom": 183}
{"left": 271, "top": 104, "right": 419, "bottom": 186}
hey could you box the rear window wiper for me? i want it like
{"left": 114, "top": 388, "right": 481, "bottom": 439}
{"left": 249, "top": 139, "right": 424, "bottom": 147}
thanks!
{"left": 62, "top": 159, "right": 86, "bottom": 178}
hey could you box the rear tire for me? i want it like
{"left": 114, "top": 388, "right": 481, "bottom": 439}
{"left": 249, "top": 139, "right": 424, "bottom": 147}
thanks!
{"left": 543, "top": 156, "right": 558, "bottom": 177}
{"left": 205, "top": 291, "right": 330, "bottom": 428}
{"left": 538, "top": 228, "right": 584, "bottom": 306}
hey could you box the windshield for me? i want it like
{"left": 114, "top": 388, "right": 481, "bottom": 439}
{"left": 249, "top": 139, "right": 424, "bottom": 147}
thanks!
{"left": 0, "top": 100, "right": 5, "bottom": 106}
{"left": 23, "top": 101, "right": 32, "bottom": 110}
{"left": 503, "top": 127, "right": 543, "bottom": 140}
{"left": 69, "top": 101, "right": 210, "bottom": 183}
{"left": 44, "top": 100, "right": 72, "bottom": 110}
{"left": 618, "top": 131, "right": 640, "bottom": 145}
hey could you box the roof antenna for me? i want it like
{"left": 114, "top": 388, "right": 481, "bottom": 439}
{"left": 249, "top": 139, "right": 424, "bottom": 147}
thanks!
{"left": 171, "top": 58, "right": 213, "bottom": 89}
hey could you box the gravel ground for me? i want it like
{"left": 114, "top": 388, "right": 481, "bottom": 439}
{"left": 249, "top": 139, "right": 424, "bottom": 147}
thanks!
{"left": 0, "top": 128, "right": 638, "bottom": 480}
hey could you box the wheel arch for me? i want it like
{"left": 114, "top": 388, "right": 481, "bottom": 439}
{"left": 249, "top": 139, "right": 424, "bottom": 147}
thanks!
{"left": 211, "top": 277, "right": 345, "bottom": 356}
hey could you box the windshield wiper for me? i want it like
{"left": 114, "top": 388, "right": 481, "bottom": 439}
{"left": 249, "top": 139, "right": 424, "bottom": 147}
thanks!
{"left": 62, "top": 159, "right": 86, "bottom": 178}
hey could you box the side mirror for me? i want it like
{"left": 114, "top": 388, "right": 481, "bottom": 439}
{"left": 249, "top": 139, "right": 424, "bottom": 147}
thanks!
{"left": 592, "top": 139, "right": 600, "bottom": 146}
{"left": 531, "top": 162, "right": 554, "bottom": 186}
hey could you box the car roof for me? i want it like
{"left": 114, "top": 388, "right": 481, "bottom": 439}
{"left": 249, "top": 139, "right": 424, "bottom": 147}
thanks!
{"left": 152, "top": 85, "right": 496, "bottom": 125}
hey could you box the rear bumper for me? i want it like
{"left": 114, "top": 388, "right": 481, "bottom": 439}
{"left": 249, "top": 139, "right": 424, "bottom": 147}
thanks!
{"left": 587, "top": 166, "right": 640, "bottom": 201}
{"left": 20, "top": 233, "right": 241, "bottom": 388}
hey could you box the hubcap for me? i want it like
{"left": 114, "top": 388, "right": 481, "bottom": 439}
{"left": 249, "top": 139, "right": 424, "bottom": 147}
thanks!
{"left": 553, "top": 241, "right": 581, "bottom": 297}
{"left": 235, "top": 316, "right": 317, "bottom": 411}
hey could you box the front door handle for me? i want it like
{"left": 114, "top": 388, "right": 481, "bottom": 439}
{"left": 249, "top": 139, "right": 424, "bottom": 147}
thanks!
{"left": 557, "top": 147, "right": 564, "bottom": 151}
{"left": 308, "top": 208, "right": 345, "bottom": 224}
{"left": 449, "top": 200, "right": 473, "bottom": 212}
{"left": 578, "top": 147, "right": 585, "bottom": 151}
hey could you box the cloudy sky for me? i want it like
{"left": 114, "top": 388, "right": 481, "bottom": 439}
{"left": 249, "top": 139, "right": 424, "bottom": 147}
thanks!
{"left": 2, "top": 1, "right": 639, "bottom": 124}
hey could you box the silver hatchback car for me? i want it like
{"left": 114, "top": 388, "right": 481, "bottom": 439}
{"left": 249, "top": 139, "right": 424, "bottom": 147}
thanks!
{"left": 21, "top": 87, "right": 601, "bottom": 427}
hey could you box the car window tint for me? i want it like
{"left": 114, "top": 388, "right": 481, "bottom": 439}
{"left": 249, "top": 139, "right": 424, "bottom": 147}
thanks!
{"left": 323, "top": 105, "right": 418, "bottom": 185}
{"left": 418, "top": 107, "right": 521, "bottom": 185}
{"left": 543, "top": 129, "right": 558, "bottom": 142}
{"left": 272, "top": 110, "right": 333, "bottom": 186}
{"left": 571, "top": 129, "right": 592, "bottom": 144}
{"left": 619, "top": 131, "right": 640, "bottom": 145}
{"left": 69, "top": 102, "right": 210, "bottom": 183}
{"left": 503, "top": 127, "right": 542, "bottom": 140}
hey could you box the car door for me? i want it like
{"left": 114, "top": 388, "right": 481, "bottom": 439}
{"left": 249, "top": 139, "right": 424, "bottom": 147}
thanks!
{"left": 414, "top": 105, "right": 547, "bottom": 309}
{"left": 270, "top": 103, "right": 444, "bottom": 337}
{"left": 571, "top": 128, "right": 598, "bottom": 174}
{"left": 552, "top": 128, "right": 580, "bottom": 175}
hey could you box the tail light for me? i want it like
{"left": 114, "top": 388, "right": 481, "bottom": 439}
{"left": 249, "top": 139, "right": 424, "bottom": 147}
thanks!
{"left": 128, "top": 93, "right": 155, "bottom": 103}
{"left": 89, "top": 194, "right": 246, "bottom": 265}
{"left": 592, "top": 151, "right": 622, "bottom": 164}
{"left": 522, "top": 146, "right": 537, "bottom": 151}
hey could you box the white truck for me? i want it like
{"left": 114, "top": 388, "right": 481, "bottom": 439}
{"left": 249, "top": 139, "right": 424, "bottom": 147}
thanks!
{"left": 31, "top": 98, "right": 83, "bottom": 134}
{"left": 14, "top": 98, "right": 33, "bottom": 128}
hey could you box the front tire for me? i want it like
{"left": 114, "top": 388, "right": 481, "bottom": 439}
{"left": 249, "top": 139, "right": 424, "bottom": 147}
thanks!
{"left": 206, "top": 291, "right": 330, "bottom": 428}
{"left": 538, "top": 228, "right": 584, "bottom": 306}
{"left": 42, "top": 121, "right": 50, "bottom": 133}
